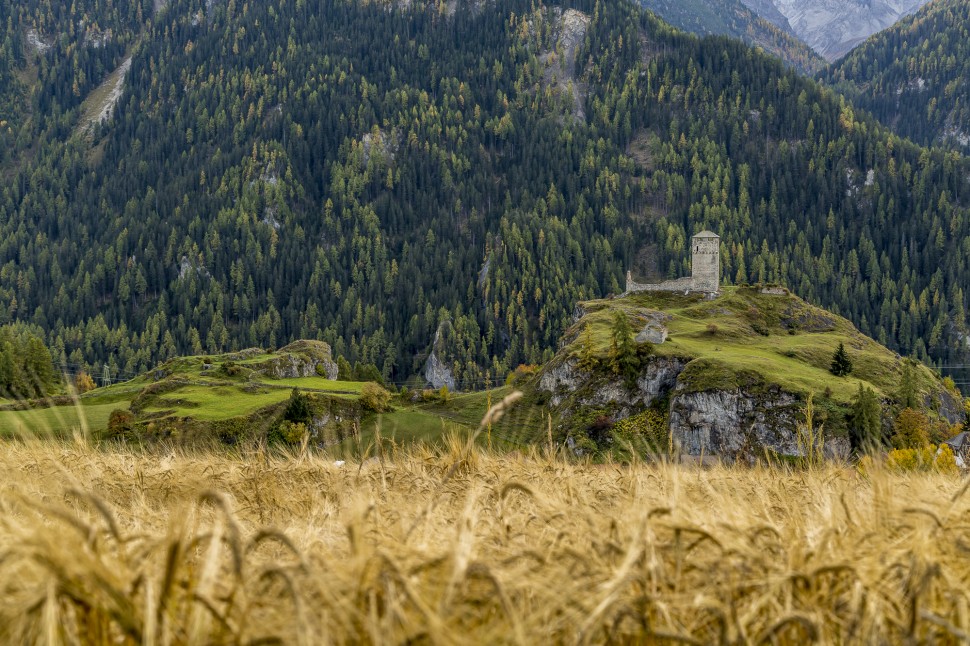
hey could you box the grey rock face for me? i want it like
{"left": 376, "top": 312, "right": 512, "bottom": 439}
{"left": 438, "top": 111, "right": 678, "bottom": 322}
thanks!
{"left": 539, "top": 356, "right": 687, "bottom": 411}
{"left": 424, "top": 322, "right": 457, "bottom": 390}
{"left": 669, "top": 388, "right": 850, "bottom": 461}
{"left": 539, "top": 352, "right": 853, "bottom": 462}
{"left": 425, "top": 350, "right": 456, "bottom": 391}
{"left": 538, "top": 358, "right": 586, "bottom": 406}
{"left": 670, "top": 389, "right": 799, "bottom": 458}
{"left": 536, "top": 8, "right": 590, "bottom": 121}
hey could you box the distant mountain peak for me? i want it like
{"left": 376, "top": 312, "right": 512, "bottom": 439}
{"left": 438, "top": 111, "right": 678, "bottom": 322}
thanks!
{"left": 741, "top": 0, "right": 932, "bottom": 60}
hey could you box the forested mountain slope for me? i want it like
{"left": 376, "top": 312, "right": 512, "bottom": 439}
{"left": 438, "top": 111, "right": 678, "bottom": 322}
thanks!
{"left": 639, "top": 0, "right": 825, "bottom": 74}
{"left": 823, "top": 0, "right": 970, "bottom": 152}
{"left": 0, "top": 0, "right": 968, "bottom": 387}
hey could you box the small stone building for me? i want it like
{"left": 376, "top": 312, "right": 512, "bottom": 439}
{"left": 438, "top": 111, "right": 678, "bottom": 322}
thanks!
{"left": 626, "top": 231, "right": 720, "bottom": 294}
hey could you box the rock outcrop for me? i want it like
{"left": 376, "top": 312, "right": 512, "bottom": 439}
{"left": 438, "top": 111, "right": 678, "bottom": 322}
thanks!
{"left": 669, "top": 387, "right": 850, "bottom": 461}
{"left": 256, "top": 340, "right": 338, "bottom": 380}
{"left": 539, "top": 354, "right": 845, "bottom": 462}
{"left": 425, "top": 350, "right": 456, "bottom": 391}
{"left": 424, "top": 322, "right": 457, "bottom": 390}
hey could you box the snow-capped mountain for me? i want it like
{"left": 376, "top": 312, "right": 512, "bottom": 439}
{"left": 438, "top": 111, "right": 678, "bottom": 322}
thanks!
{"left": 741, "top": 0, "right": 931, "bottom": 60}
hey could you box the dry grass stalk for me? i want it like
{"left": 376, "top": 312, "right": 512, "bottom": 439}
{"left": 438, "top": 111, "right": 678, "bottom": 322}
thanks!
{"left": 0, "top": 436, "right": 969, "bottom": 643}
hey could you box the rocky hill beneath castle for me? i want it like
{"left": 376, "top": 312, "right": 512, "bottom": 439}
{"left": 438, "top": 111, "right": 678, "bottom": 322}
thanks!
{"left": 538, "top": 286, "right": 963, "bottom": 462}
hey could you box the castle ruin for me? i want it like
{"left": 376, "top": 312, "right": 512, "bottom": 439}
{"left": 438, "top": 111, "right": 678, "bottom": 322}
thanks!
{"left": 626, "top": 231, "right": 720, "bottom": 294}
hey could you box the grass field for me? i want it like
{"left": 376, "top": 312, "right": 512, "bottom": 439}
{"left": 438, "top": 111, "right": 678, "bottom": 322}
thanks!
{"left": 0, "top": 401, "right": 119, "bottom": 437}
{"left": 1, "top": 438, "right": 969, "bottom": 643}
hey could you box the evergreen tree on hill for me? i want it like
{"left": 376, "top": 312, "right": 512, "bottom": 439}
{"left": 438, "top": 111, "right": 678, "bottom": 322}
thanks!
{"left": 850, "top": 382, "right": 882, "bottom": 452}
{"left": 830, "top": 343, "right": 852, "bottom": 377}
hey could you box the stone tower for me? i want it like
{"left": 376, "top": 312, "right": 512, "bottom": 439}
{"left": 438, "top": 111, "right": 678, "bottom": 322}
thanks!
{"left": 691, "top": 231, "right": 720, "bottom": 293}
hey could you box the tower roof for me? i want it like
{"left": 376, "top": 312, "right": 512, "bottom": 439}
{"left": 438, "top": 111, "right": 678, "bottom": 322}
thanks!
{"left": 693, "top": 231, "right": 719, "bottom": 239}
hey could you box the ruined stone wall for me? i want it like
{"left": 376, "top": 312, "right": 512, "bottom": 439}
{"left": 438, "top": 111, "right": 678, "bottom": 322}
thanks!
{"left": 625, "top": 275, "right": 693, "bottom": 294}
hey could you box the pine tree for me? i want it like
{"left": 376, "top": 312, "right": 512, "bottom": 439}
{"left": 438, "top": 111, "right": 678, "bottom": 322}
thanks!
{"left": 75, "top": 371, "right": 96, "bottom": 394}
{"left": 578, "top": 323, "right": 597, "bottom": 372}
{"left": 24, "top": 336, "right": 56, "bottom": 397}
{"left": 608, "top": 311, "right": 637, "bottom": 383}
{"left": 892, "top": 408, "right": 930, "bottom": 449}
{"left": 898, "top": 362, "right": 919, "bottom": 409}
{"left": 851, "top": 382, "right": 882, "bottom": 452}
{"left": 830, "top": 342, "right": 852, "bottom": 377}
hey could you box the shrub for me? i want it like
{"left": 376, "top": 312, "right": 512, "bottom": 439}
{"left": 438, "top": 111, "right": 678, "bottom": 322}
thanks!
{"left": 706, "top": 323, "right": 719, "bottom": 335}
{"left": 887, "top": 444, "right": 958, "bottom": 474}
{"left": 892, "top": 408, "right": 929, "bottom": 449}
{"left": 221, "top": 361, "right": 246, "bottom": 377}
{"left": 936, "top": 443, "right": 959, "bottom": 474}
{"left": 635, "top": 341, "right": 654, "bottom": 362}
{"left": 359, "top": 382, "right": 392, "bottom": 412}
{"left": 74, "top": 371, "right": 96, "bottom": 394}
{"left": 506, "top": 364, "right": 538, "bottom": 386}
{"left": 107, "top": 409, "right": 135, "bottom": 436}
{"left": 283, "top": 388, "right": 313, "bottom": 424}
{"left": 612, "top": 408, "right": 669, "bottom": 452}
{"left": 943, "top": 376, "right": 959, "bottom": 394}
{"left": 438, "top": 385, "right": 450, "bottom": 403}
{"left": 280, "top": 421, "right": 308, "bottom": 444}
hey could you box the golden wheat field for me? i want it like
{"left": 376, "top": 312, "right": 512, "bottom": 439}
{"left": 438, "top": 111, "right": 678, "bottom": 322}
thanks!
{"left": 2, "top": 435, "right": 970, "bottom": 645}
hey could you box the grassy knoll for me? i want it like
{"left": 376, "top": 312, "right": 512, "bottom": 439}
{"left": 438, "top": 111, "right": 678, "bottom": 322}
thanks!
{"left": 570, "top": 286, "right": 952, "bottom": 403}
{"left": 1, "top": 440, "right": 968, "bottom": 643}
{"left": 0, "top": 342, "right": 376, "bottom": 436}
{"left": 139, "top": 383, "right": 297, "bottom": 422}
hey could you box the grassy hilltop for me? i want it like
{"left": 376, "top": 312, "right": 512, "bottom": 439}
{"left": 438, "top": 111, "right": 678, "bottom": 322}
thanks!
{"left": 532, "top": 285, "right": 964, "bottom": 457}
{"left": 565, "top": 285, "right": 955, "bottom": 404}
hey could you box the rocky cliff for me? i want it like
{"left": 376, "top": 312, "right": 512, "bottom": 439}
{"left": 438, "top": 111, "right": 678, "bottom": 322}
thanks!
{"left": 540, "top": 353, "right": 850, "bottom": 462}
